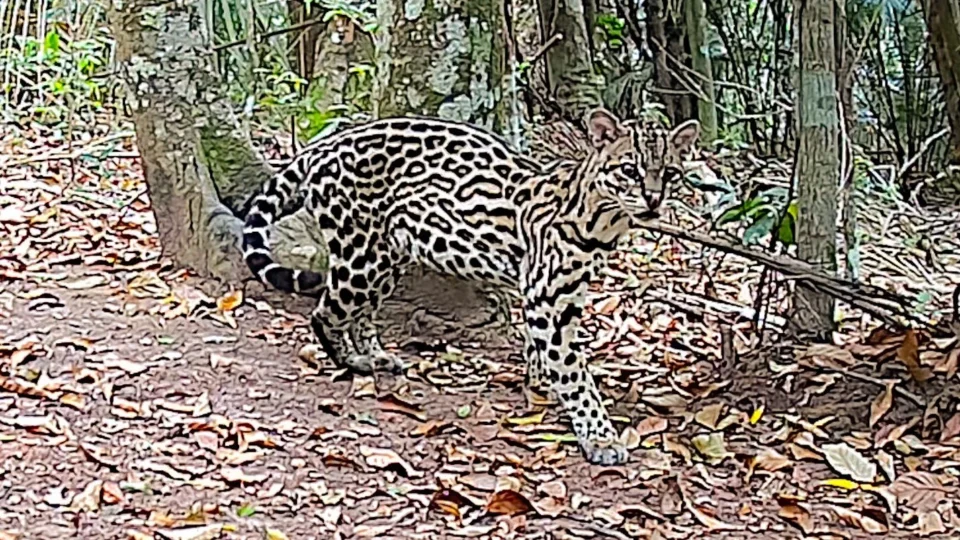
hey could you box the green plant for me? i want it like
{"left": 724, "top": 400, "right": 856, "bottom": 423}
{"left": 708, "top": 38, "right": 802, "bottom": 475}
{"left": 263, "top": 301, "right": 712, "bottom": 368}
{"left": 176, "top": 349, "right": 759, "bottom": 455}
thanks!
{"left": 596, "top": 14, "right": 626, "bottom": 49}
{"left": 715, "top": 186, "right": 797, "bottom": 246}
{"left": 1, "top": 24, "right": 114, "bottom": 125}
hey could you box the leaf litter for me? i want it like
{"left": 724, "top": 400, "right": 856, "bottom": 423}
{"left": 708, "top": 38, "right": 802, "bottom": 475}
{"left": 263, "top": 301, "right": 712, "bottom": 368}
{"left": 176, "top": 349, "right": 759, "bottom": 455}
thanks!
{"left": 2, "top": 117, "right": 960, "bottom": 539}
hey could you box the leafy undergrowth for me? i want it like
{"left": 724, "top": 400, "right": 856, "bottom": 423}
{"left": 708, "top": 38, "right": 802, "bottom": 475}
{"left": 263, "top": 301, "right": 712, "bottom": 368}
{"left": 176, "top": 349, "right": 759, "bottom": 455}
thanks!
{"left": 1, "top": 124, "right": 959, "bottom": 539}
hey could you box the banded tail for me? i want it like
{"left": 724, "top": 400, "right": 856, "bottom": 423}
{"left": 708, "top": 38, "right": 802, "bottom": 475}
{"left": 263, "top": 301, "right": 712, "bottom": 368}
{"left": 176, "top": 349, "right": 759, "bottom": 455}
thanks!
{"left": 242, "top": 162, "right": 325, "bottom": 295}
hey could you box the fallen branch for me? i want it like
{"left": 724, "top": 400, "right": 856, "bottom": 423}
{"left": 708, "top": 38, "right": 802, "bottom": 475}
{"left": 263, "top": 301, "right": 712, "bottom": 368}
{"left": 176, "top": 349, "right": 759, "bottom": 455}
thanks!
{"left": 641, "top": 221, "right": 929, "bottom": 328}
{"left": 838, "top": 369, "right": 925, "bottom": 407}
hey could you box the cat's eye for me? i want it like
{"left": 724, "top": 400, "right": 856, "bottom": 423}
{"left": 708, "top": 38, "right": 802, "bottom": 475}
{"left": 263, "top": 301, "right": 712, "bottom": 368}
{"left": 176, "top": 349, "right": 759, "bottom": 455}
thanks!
{"left": 620, "top": 163, "right": 638, "bottom": 178}
{"left": 662, "top": 165, "right": 683, "bottom": 180}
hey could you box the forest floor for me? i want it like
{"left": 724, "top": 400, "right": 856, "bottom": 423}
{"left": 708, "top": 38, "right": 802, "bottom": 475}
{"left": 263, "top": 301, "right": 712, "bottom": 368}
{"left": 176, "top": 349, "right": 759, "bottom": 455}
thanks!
{"left": 1, "top": 124, "right": 960, "bottom": 540}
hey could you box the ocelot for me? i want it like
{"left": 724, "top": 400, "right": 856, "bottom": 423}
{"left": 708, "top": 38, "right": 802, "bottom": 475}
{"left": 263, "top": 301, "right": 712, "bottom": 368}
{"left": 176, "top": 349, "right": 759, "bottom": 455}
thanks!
{"left": 242, "top": 109, "right": 699, "bottom": 465}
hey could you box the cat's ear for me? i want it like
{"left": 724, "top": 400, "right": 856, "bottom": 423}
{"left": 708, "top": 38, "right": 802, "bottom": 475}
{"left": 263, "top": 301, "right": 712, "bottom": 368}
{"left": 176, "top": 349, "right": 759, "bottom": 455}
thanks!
{"left": 669, "top": 119, "right": 700, "bottom": 155}
{"left": 586, "top": 108, "right": 626, "bottom": 149}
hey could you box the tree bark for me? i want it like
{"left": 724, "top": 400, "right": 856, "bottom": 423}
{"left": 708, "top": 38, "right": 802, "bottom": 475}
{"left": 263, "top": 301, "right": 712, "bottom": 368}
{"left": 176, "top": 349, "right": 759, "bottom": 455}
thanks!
{"left": 106, "top": 0, "right": 327, "bottom": 285}
{"left": 684, "top": 0, "right": 717, "bottom": 143}
{"left": 923, "top": 0, "right": 960, "bottom": 164}
{"left": 106, "top": 2, "right": 250, "bottom": 284}
{"left": 373, "top": 0, "right": 512, "bottom": 134}
{"left": 537, "top": 0, "right": 604, "bottom": 120}
{"left": 288, "top": 0, "right": 325, "bottom": 81}
{"left": 790, "top": 0, "right": 839, "bottom": 341}
{"left": 645, "top": 0, "right": 693, "bottom": 124}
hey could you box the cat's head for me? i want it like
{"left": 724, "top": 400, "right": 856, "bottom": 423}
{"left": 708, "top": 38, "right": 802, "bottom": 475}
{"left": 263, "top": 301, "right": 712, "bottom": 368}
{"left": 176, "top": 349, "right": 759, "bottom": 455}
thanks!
{"left": 586, "top": 108, "right": 699, "bottom": 219}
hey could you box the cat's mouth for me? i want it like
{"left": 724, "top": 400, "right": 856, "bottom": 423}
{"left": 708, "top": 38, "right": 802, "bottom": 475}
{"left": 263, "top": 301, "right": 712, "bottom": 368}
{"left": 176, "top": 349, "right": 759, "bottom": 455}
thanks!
{"left": 618, "top": 195, "right": 661, "bottom": 221}
{"left": 633, "top": 209, "right": 660, "bottom": 221}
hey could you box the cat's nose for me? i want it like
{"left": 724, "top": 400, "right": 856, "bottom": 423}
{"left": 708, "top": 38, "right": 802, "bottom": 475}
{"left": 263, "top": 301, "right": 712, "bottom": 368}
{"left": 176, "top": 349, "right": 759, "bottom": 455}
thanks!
{"left": 641, "top": 180, "right": 664, "bottom": 210}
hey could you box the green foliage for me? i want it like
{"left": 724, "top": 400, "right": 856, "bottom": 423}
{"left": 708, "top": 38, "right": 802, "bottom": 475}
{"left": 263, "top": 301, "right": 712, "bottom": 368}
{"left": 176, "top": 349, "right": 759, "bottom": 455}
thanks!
{"left": 210, "top": 0, "right": 377, "bottom": 141}
{"left": 1, "top": 22, "right": 114, "bottom": 125}
{"left": 596, "top": 14, "right": 626, "bottom": 49}
{"left": 716, "top": 187, "right": 796, "bottom": 246}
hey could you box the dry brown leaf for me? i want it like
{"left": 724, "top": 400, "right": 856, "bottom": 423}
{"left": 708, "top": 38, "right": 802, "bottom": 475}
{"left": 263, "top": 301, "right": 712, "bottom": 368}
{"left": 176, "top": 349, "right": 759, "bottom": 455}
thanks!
{"left": 410, "top": 419, "right": 451, "bottom": 437}
{"left": 0, "top": 375, "right": 52, "bottom": 399}
{"left": 216, "top": 290, "right": 243, "bottom": 312}
{"left": 875, "top": 417, "right": 919, "bottom": 448}
{"left": 898, "top": 330, "right": 933, "bottom": 382}
{"left": 538, "top": 480, "right": 567, "bottom": 499}
{"left": 459, "top": 474, "right": 499, "bottom": 492}
{"left": 534, "top": 496, "right": 567, "bottom": 517}
{"left": 694, "top": 404, "right": 724, "bottom": 430}
{"left": 634, "top": 416, "right": 669, "bottom": 438}
{"left": 485, "top": 490, "right": 535, "bottom": 516}
{"left": 593, "top": 295, "right": 620, "bottom": 315}
{"left": 155, "top": 524, "right": 224, "bottom": 540}
{"left": 822, "top": 442, "right": 876, "bottom": 483}
{"left": 430, "top": 489, "right": 474, "bottom": 519}
{"left": 378, "top": 394, "right": 427, "bottom": 422}
{"left": 869, "top": 381, "right": 895, "bottom": 427}
{"left": 685, "top": 502, "right": 743, "bottom": 531}
{"left": 788, "top": 443, "right": 822, "bottom": 461}
{"left": 619, "top": 426, "right": 642, "bottom": 449}
{"left": 60, "top": 275, "right": 108, "bottom": 290}
{"left": 140, "top": 460, "right": 193, "bottom": 481}
{"left": 102, "top": 481, "right": 125, "bottom": 505}
{"left": 58, "top": 392, "right": 86, "bottom": 410}
{"left": 359, "top": 445, "right": 421, "bottom": 477}
{"left": 642, "top": 393, "right": 687, "bottom": 409}
{"left": 940, "top": 413, "right": 960, "bottom": 443}
{"left": 778, "top": 504, "right": 814, "bottom": 534}
{"left": 220, "top": 466, "right": 267, "bottom": 484}
{"left": 77, "top": 441, "right": 121, "bottom": 468}
{"left": 752, "top": 448, "right": 793, "bottom": 473}
{"left": 796, "top": 344, "right": 855, "bottom": 369}
{"left": 831, "top": 506, "right": 888, "bottom": 534}
{"left": 918, "top": 511, "right": 947, "bottom": 535}
{"left": 69, "top": 480, "right": 103, "bottom": 512}
{"left": 933, "top": 346, "right": 959, "bottom": 380}
{"left": 889, "top": 472, "right": 957, "bottom": 512}
{"left": 353, "top": 525, "right": 392, "bottom": 537}
{"left": 663, "top": 433, "right": 692, "bottom": 465}
{"left": 351, "top": 376, "right": 376, "bottom": 398}
{"left": 194, "top": 431, "right": 220, "bottom": 452}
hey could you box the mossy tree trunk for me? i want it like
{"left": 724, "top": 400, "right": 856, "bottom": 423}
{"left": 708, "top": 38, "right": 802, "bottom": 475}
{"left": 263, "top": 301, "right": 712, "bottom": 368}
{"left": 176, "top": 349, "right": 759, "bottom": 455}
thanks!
{"left": 106, "top": 0, "right": 326, "bottom": 285}
{"left": 790, "top": 0, "right": 839, "bottom": 341}
{"left": 373, "top": 0, "right": 514, "bottom": 137}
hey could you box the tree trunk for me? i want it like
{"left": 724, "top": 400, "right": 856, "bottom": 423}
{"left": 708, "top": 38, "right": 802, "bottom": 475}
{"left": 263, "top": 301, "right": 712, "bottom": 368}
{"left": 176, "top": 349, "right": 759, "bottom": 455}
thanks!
{"left": 923, "top": 0, "right": 960, "bottom": 164}
{"left": 835, "top": 1, "right": 859, "bottom": 283}
{"left": 288, "top": 0, "right": 325, "bottom": 81}
{"left": 106, "top": 2, "right": 251, "bottom": 284}
{"left": 684, "top": 0, "right": 717, "bottom": 143}
{"left": 106, "top": 0, "right": 327, "bottom": 285}
{"left": 373, "top": 0, "right": 512, "bottom": 134}
{"left": 537, "top": 0, "right": 604, "bottom": 120}
{"left": 645, "top": 0, "right": 693, "bottom": 124}
{"left": 790, "top": 0, "right": 839, "bottom": 341}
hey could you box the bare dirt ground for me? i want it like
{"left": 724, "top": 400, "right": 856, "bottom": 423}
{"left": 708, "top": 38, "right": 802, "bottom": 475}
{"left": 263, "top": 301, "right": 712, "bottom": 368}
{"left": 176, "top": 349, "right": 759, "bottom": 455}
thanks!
{"left": 1, "top": 128, "right": 959, "bottom": 539}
